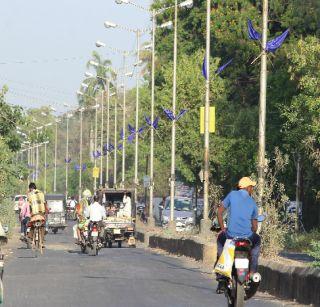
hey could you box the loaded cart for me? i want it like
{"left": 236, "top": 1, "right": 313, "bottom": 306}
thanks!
{"left": 102, "top": 189, "right": 136, "bottom": 248}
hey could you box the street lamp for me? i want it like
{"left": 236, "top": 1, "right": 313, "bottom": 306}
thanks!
{"left": 115, "top": 0, "right": 193, "bottom": 226}
{"left": 201, "top": 0, "right": 212, "bottom": 234}
{"left": 79, "top": 107, "right": 85, "bottom": 198}
{"left": 53, "top": 119, "right": 61, "bottom": 192}
{"left": 65, "top": 112, "right": 73, "bottom": 200}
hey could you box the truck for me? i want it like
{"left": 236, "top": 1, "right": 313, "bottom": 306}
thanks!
{"left": 102, "top": 189, "right": 136, "bottom": 248}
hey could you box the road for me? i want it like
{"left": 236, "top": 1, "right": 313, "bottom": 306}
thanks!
{"left": 4, "top": 223, "right": 284, "bottom": 307}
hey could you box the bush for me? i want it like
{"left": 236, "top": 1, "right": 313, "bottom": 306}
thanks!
{"left": 308, "top": 240, "right": 320, "bottom": 268}
{"left": 284, "top": 228, "right": 320, "bottom": 252}
{"left": 0, "top": 199, "right": 17, "bottom": 237}
{"left": 258, "top": 148, "right": 290, "bottom": 258}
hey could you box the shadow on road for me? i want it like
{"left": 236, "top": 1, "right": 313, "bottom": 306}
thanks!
{"left": 82, "top": 275, "right": 213, "bottom": 292}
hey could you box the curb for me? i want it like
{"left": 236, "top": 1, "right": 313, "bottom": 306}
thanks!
{"left": 136, "top": 230, "right": 320, "bottom": 306}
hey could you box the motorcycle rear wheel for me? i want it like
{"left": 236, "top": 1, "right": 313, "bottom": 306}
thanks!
{"left": 235, "top": 280, "right": 244, "bottom": 307}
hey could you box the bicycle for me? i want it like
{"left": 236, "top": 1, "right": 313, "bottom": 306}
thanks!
{"left": 31, "top": 220, "right": 45, "bottom": 258}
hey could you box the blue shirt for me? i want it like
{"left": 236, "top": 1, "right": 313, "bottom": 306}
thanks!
{"left": 223, "top": 189, "right": 258, "bottom": 238}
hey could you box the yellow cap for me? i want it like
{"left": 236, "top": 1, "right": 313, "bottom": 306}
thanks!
{"left": 238, "top": 177, "right": 256, "bottom": 189}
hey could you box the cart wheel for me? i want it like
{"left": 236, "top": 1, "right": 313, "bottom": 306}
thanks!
{"left": 52, "top": 229, "right": 58, "bottom": 234}
{"left": 108, "top": 241, "right": 112, "bottom": 248}
{"left": 118, "top": 241, "right": 122, "bottom": 248}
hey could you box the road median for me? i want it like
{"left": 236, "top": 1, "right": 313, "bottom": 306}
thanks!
{"left": 136, "top": 226, "right": 320, "bottom": 306}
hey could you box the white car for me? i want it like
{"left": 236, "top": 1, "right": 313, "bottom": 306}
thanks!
{"left": 13, "top": 195, "right": 27, "bottom": 212}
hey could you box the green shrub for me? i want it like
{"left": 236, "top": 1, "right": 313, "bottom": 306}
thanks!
{"left": 284, "top": 229, "right": 320, "bottom": 252}
{"left": 0, "top": 198, "right": 17, "bottom": 237}
{"left": 308, "top": 240, "right": 320, "bottom": 268}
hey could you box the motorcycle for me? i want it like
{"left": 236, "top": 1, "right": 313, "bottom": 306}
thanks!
{"left": 86, "top": 221, "right": 102, "bottom": 256}
{"left": 221, "top": 215, "right": 265, "bottom": 307}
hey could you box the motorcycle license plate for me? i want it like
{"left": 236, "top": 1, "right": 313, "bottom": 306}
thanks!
{"left": 113, "top": 229, "right": 121, "bottom": 234}
{"left": 92, "top": 231, "right": 98, "bottom": 237}
{"left": 235, "top": 258, "right": 249, "bottom": 269}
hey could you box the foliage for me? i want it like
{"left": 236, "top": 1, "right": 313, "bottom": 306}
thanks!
{"left": 0, "top": 199, "right": 17, "bottom": 237}
{"left": 308, "top": 240, "right": 320, "bottom": 268}
{"left": 258, "top": 148, "right": 289, "bottom": 258}
{"left": 284, "top": 228, "right": 320, "bottom": 253}
{"left": 0, "top": 86, "right": 24, "bottom": 151}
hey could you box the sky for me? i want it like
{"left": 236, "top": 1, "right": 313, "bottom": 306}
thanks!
{"left": 0, "top": 0, "right": 151, "bottom": 114}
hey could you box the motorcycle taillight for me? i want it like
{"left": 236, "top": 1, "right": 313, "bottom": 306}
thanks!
{"left": 235, "top": 241, "right": 250, "bottom": 247}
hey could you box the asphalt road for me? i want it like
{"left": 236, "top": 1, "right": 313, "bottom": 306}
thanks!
{"left": 3, "top": 223, "right": 283, "bottom": 307}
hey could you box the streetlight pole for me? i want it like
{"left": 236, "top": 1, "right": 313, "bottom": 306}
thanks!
{"left": 134, "top": 30, "right": 140, "bottom": 208}
{"left": 201, "top": 0, "right": 212, "bottom": 234}
{"left": 121, "top": 55, "right": 127, "bottom": 188}
{"left": 148, "top": 9, "right": 156, "bottom": 226}
{"left": 100, "top": 91, "right": 105, "bottom": 187}
{"left": 54, "top": 121, "right": 58, "bottom": 192}
{"left": 65, "top": 115, "right": 70, "bottom": 199}
{"left": 94, "top": 101, "right": 99, "bottom": 191}
{"left": 114, "top": 91, "right": 118, "bottom": 188}
{"left": 169, "top": 0, "right": 178, "bottom": 228}
{"left": 106, "top": 82, "right": 111, "bottom": 187}
{"left": 79, "top": 108, "right": 84, "bottom": 199}
{"left": 258, "top": 0, "right": 268, "bottom": 206}
{"left": 44, "top": 141, "right": 48, "bottom": 194}
{"left": 36, "top": 128, "right": 40, "bottom": 182}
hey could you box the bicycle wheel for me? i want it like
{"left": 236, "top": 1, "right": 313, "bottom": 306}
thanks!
{"left": 32, "top": 229, "right": 38, "bottom": 258}
{"left": 39, "top": 228, "right": 43, "bottom": 255}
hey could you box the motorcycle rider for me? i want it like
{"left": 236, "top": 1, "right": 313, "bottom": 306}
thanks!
{"left": 216, "top": 177, "right": 260, "bottom": 293}
{"left": 85, "top": 195, "right": 106, "bottom": 238}
{"left": 73, "top": 190, "right": 91, "bottom": 243}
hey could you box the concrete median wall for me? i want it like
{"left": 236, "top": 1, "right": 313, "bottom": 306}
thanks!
{"left": 136, "top": 230, "right": 320, "bottom": 306}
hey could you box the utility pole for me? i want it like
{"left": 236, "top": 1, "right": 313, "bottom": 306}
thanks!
{"left": 100, "top": 90, "right": 105, "bottom": 187}
{"left": 121, "top": 54, "right": 127, "bottom": 188}
{"left": 169, "top": 0, "right": 178, "bottom": 229}
{"left": 201, "top": 0, "right": 212, "bottom": 235}
{"left": 79, "top": 108, "right": 84, "bottom": 199}
{"left": 148, "top": 9, "right": 156, "bottom": 227}
{"left": 65, "top": 115, "right": 70, "bottom": 199}
{"left": 35, "top": 128, "right": 39, "bottom": 182}
{"left": 27, "top": 147, "right": 30, "bottom": 186}
{"left": 94, "top": 101, "right": 99, "bottom": 192}
{"left": 295, "top": 153, "right": 301, "bottom": 232}
{"left": 54, "top": 121, "right": 58, "bottom": 192}
{"left": 258, "top": 0, "right": 268, "bottom": 207}
{"left": 44, "top": 141, "right": 47, "bottom": 194}
{"left": 106, "top": 81, "right": 110, "bottom": 188}
{"left": 114, "top": 93, "right": 118, "bottom": 188}
{"left": 134, "top": 30, "right": 140, "bottom": 209}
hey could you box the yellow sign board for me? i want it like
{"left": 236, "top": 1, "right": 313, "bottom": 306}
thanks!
{"left": 92, "top": 167, "right": 100, "bottom": 178}
{"left": 200, "top": 106, "right": 215, "bottom": 134}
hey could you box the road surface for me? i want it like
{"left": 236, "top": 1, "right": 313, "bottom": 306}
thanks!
{"left": 4, "top": 223, "right": 285, "bottom": 307}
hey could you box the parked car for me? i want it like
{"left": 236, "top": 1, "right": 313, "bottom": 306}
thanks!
{"left": 160, "top": 197, "right": 196, "bottom": 232}
{"left": 13, "top": 195, "right": 27, "bottom": 212}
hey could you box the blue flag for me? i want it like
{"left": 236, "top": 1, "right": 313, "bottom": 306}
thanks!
{"left": 247, "top": 19, "right": 262, "bottom": 40}
{"left": 266, "top": 29, "right": 289, "bottom": 53}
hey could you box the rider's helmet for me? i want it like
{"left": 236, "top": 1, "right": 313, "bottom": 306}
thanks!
{"left": 82, "top": 189, "right": 92, "bottom": 199}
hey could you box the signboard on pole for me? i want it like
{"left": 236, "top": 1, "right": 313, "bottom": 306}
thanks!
{"left": 200, "top": 106, "right": 215, "bottom": 134}
{"left": 92, "top": 167, "right": 100, "bottom": 178}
